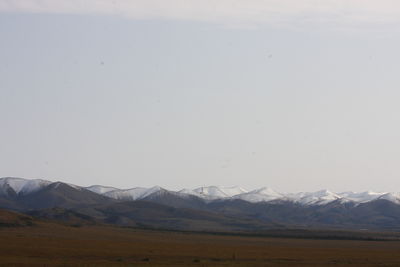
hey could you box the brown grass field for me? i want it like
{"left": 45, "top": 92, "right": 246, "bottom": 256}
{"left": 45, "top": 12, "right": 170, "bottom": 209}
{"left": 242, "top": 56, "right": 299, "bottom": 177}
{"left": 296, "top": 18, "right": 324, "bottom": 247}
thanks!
{"left": 1, "top": 221, "right": 400, "bottom": 267}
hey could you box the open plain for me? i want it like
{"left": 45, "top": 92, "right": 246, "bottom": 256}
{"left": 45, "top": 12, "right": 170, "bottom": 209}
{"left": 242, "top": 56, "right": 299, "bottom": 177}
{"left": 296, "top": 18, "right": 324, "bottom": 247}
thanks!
{"left": 2, "top": 221, "right": 400, "bottom": 267}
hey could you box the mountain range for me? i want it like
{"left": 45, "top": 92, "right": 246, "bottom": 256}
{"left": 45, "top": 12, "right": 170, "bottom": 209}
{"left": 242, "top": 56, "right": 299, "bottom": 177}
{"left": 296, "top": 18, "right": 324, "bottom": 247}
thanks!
{"left": 2, "top": 176, "right": 397, "bottom": 205}
{"left": 2, "top": 177, "right": 400, "bottom": 231}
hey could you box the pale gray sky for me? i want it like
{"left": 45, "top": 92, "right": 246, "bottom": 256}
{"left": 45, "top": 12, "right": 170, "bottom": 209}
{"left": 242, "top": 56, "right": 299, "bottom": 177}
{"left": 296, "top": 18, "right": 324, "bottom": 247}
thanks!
{"left": 1, "top": 1, "right": 400, "bottom": 192}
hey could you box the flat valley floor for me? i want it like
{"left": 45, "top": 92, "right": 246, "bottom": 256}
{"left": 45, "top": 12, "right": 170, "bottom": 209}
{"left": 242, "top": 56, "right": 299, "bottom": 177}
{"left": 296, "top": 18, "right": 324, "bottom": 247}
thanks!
{"left": 1, "top": 223, "right": 400, "bottom": 266}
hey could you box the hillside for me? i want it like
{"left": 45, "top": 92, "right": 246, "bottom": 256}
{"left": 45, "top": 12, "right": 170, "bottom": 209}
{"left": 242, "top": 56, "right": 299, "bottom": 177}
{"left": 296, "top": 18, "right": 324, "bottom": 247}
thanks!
{"left": 3, "top": 177, "right": 400, "bottom": 231}
{"left": 2, "top": 217, "right": 400, "bottom": 266}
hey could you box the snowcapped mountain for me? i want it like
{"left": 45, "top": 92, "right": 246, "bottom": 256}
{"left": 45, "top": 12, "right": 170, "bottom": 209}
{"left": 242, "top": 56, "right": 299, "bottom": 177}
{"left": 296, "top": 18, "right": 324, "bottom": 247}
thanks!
{"left": 214, "top": 186, "right": 248, "bottom": 197}
{"left": 193, "top": 186, "right": 230, "bottom": 199}
{"left": 233, "top": 187, "right": 284, "bottom": 203}
{"left": 338, "top": 191, "right": 386, "bottom": 203}
{"left": 92, "top": 184, "right": 397, "bottom": 206}
{"left": 0, "top": 177, "right": 52, "bottom": 196}
{"left": 102, "top": 186, "right": 167, "bottom": 201}
{"left": 190, "top": 186, "right": 248, "bottom": 200}
{"left": 178, "top": 188, "right": 204, "bottom": 198}
{"left": 85, "top": 185, "right": 119, "bottom": 194}
{"left": 0, "top": 177, "right": 398, "bottom": 206}
{"left": 378, "top": 192, "right": 400, "bottom": 204}
{"left": 287, "top": 190, "right": 342, "bottom": 205}
{"left": 4, "top": 177, "right": 400, "bottom": 231}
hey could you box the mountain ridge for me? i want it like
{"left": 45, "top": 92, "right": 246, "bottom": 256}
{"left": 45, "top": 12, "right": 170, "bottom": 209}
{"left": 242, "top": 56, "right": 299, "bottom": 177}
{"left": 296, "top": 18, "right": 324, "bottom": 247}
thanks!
{"left": 0, "top": 177, "right": 397, "bottom": 206}
{"left": 2, "top": 177, "right": 400, "bottom": 231}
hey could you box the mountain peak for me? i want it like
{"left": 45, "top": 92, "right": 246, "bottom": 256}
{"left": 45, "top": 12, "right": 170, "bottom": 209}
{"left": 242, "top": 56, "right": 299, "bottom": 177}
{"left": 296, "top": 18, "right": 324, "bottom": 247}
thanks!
{"left": 0, "top": 177, "right": 51, "bottom": 196}
{"left": 2, "top": 177, "right": 400, "bottom": 206}
{"left": 86, "top": 185, "right": 119, "bottom": 194}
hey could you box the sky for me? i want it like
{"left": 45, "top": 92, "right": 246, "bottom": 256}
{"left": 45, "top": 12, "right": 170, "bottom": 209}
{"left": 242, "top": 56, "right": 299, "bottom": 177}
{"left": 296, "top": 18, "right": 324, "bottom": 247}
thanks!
{"left": 1, "top": 1, "right": 400, "bottom": 192}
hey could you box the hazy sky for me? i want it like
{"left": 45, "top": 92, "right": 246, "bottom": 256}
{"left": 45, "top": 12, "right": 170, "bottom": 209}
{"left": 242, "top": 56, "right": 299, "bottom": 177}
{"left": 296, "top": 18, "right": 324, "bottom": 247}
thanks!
{"left": 1, "top": 1, "right": 400, "bottom": 192}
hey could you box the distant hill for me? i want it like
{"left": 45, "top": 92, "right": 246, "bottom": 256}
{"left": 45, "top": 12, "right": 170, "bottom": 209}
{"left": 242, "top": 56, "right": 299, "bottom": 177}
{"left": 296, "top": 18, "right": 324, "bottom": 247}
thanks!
{"left": 27, "top": 208, "right": 98, "bottom": 226}
{"left": 0, "top": 209, "right": 34, "bottom": 227}
{"left": 0, "top": 178, "right": 115, "bottom": 210}
{"left": 2, "top": 177, "right": 400, "bottom": 231}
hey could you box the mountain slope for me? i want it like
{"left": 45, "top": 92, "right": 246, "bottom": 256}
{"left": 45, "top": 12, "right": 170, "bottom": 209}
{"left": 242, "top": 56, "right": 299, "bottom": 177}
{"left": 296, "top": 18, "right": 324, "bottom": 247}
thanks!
{"left": 233, "top": 187, "right": 284, "bottom": 203}
{"left": 0, "top": 177, "right": 52, "bottom": 198}
{"left": 3, "top": 177, "right": 400, "bottom": 231}
{"left": 0, "top": 180, "right": 115, "bottom": 211}
{"left": 0, "top": 208, "right": 35, "bottom": 227}
{"left": 73, "top": 200, "right": 279, "bottom": 231}
{"left": 17, "top": 182, "right": 115, "bottom": 210}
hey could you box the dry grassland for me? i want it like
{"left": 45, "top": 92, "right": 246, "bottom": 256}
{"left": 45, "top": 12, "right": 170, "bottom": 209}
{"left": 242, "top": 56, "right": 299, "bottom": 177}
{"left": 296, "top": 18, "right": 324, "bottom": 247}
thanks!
{"left": 1, "top": 222, "right": 400, "bottom": 266}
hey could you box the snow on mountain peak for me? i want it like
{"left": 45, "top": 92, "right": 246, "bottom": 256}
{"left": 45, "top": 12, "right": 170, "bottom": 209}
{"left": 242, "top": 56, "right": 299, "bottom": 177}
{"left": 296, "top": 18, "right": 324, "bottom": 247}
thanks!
{"left": 141, "top": 186, "right": 166, "bottom": 198}
{"left": 233, "top": 187, "right": 284, "bottom": 203}
{"left": 86, "top": 185, "right": 119, "bottom": 194}
{"left": 2, "top": 177, "right": 400, "bottom": 206}
{"left": 0, "top": 177, "right": 51, "bottom": 195}
{"left": 338, "top": 191, "right": 386, "bottom": 203}
{"left": 378, "top": 192, "right": 400, "bottom": 204}
{"left": 178, "top": 188, "right": 200, "bottom": 196}
{"left": 193, "top": 186, "right": 229, "bottom": 199}
{"left": 102, "top": 186, "right": 165, "bottom": 201}
{"left": 250, "top": 187, "right": 281, "bottom": 196}
{"left": 20, "top": 179, "right": 52, "bottom": 195}
{"left": 192, "top": 186, "right": 248, "bottom": 199}
{"left": 218, "top": 186, "right": 248, "bottom": 196}
{"left": 287, "top": 189, "right": 341, "bottom": 205}
{"left": 103, "top": 187, "right": 148, "bottom": 200}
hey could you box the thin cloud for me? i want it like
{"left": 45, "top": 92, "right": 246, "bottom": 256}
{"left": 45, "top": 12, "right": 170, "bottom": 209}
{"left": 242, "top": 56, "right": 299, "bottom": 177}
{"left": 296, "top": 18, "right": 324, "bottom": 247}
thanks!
{"left": 1, "top": 0, "right": 400, "bottom": 29}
